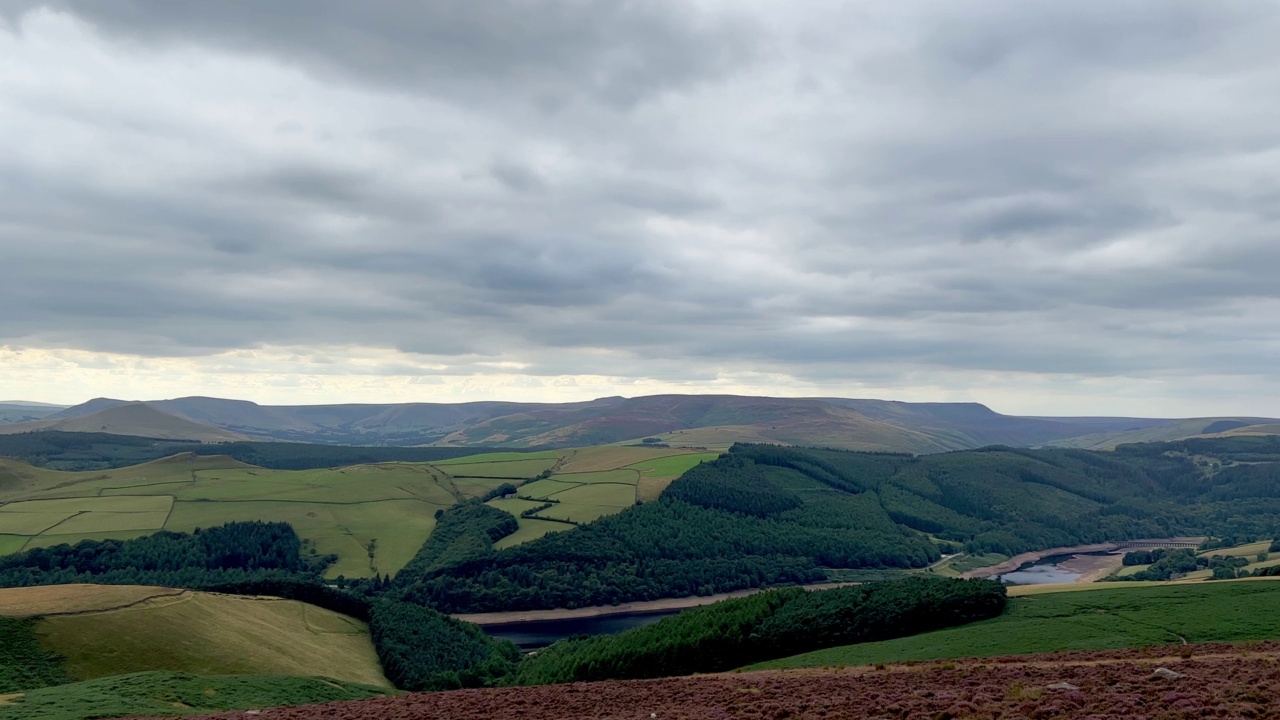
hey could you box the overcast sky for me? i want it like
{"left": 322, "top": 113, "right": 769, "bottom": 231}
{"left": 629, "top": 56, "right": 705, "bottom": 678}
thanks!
{"left": 1, "top": 1, "right": 1278, "bottom": 416}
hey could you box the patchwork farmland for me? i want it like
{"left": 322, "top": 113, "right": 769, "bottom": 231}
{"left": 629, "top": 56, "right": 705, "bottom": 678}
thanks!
{"left": 0, "top": 446, "right": 717, "bottom": 576}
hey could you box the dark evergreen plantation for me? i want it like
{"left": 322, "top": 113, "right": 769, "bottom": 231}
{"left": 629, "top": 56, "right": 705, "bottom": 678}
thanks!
{"left": 0, "top": 521, "right": 324, "bottom": 586}
{"left": 510, "top": 578, "right": 1007, "bottom": 685}
{"left": 393, "top": 439, "right": 1280, "bottom": 613}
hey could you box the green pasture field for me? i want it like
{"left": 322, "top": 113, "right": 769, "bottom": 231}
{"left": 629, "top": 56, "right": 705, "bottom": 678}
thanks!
{"left": 0, "top": 671, "right": 394, "bottom": 720}
{"left": 551, "top": 470, "right": 640, "bottom": 484}
{"left": 21, "top": 587, "right": 389, "bottom": 687}
{"left": 515, "top": 478, "right": 581, "bottom": 498}
{"left": 0, "top": 445, "right": 717, "bottom": 576}
{"left": 550, "top": 482, "right": 636, "bottom": 506}
{"left": 554, "top": 446, "right": 703, "bottom": 473}
{"left": 1200, "top": 540, "right": 1272, "bottom": 558}
{"left": 747, "top": 578, "right": 1280, "bottom": 671}
{"left": 493, "top": 519, "right": 573, "bottom": 550}
{"left": 166, "top": 498, "right": 439, "bottom": 579}
{"left": 0, "top": 457, "right": 454, "bottom": 578}
{"left": 625, "top": 453, "right": 718, "bottom": 478}
{"left": 0, "top": 535, "right": 26, "bottom": 556}
{"left": 48, "top": 511, "right": 171, "bottom": 536}
{"left": 517, "top": 474, "right": 637, "bottom": 525}
{"left": 21, "top": 530, "right": 154, "bottom": 551}
{"left": 0, "top": 496, "right": 173, "bottom": 513}
{"left": 484, "top": 497, "right": 549, "bottom": 516}
{"left": 459, "top": 445, "right": 722, "bottom": 538}
{"left": 0, "top": 513, "right": 77, "bottom": 536}
{"left": 449, "top": 476, "right": 520, "bottom": 499}
{"left": 431, "top": 450, "right": 559, "bottom": 465}
{"left": 433, "top": 458, "right": 559, "bottom": 479}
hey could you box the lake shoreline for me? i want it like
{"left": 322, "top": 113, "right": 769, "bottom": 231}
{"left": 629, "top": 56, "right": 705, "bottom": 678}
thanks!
{"left": 454, "top": 582, "right": 853, "bottom": 626}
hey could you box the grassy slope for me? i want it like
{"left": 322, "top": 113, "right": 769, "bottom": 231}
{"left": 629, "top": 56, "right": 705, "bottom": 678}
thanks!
{"left": 1042, "top": 418, "right": 1274, "bottom": 450}
{"left": 0, "top": 445, "right": 715, "bottom": 574}
{"left": 0, "top": 585, "right": 179, "bottom": 617}
{"left": 439, "top": 396, "right": 961, "bottom": 453}
{"left": 0, "top": 585, "right": 389, "bottom": 688}
{"left": 474, "top": 447, "right": 719, "bottom": 543}
{"left": 748, "top": 578, "right": 1280, "bottom": 670}
{"left": 0, "top": 616, "right": 71, "bottom": 694}
{"left": 0, "top": 671, "right": 393, "bottom": 720}
{"left": 0, "top": 455, "right": 456, "bottom": 577}
{"left": 1216, "top": 422, "right": 1280, "bottom": 437}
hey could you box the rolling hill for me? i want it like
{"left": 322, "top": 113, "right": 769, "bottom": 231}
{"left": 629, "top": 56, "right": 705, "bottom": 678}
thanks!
{"left": 36, "top": 393, "right": 1257, "bottom": 452}
{"left": 0, "top": 584, "right": 390, "bottom": 687}
{"left": 0, "top": 404, "right": 244, "bottom": 443}
{"left": 1040, "top": 416, "right": 1280, "bottom": 450}
{"left": 0, "top": 444, "right": 707, "bottom": 575}
{"left": 0, "top": 403, "right": 64, "bottom": 425}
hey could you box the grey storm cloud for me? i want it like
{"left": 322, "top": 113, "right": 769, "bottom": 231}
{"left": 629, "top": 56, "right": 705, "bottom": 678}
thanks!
{"left": 1, "top": 0, "right": 1280, "bottom": 411}
{"left": 2, "top": 0, "right": 758, "bottom": 108}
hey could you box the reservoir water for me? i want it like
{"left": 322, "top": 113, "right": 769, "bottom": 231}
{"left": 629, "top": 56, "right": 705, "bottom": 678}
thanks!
{"left": 997, "top": 552, "right": 1104, "bottom": 585}
{"left": 482, "top": 609, "right": 681, "bottom": 650}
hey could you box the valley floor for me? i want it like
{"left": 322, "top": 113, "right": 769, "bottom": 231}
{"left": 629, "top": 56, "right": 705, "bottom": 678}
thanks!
{"left": 125, "top": 641, "right": 1280, "bottom": 720}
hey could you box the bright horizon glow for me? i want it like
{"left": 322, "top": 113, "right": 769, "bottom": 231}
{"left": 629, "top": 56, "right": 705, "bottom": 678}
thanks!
{"left": 1, "top": 345, "right": 1271, "bottom": 419}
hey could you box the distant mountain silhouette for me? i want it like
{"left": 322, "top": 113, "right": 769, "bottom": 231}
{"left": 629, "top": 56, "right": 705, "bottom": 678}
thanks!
{"left": 1, "top": 403, "right": 246, "bottom": 442}
{"left": 29, "top": 394, "right": 1274, "bottom": 451}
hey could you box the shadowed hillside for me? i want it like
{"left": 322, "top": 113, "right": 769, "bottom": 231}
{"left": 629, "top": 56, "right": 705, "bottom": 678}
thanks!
{"left": 38, "top": 394, "right": 1240, "bottom": 452}
{"left": 0, "top": 404, "right": 244, "bottom": 443}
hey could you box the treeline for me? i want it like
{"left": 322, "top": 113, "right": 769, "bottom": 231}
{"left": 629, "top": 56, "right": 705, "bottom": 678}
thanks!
{"left": 662, "top": 454, "right": 803, "bottom": 516}
{"left": 0, "top": 432, "right": 193, "bottom": 471}
{"left": 392, "top": 438, "right": 1280, "bottom": 613}
{"left": 0, "top": 431, "right": 518, "bottom": 471}
{"left": 1111, "top": 547, "right": 1265, "bottom": 582}
{"left": 369, "top": 600, "right": 519, "bottom": 691}
{"left": 393, "top": 460, "right": 939, "bottom": 611}
{"left": 0, "top": 522, "right": 327, "bottom": 587}
{"left": 165, "top": 442, "right": 521, "bottom": 471}
{"left": 392, "top": 502, "right": 518, "bottom": 581}
{"left": 512, "top": 578, "right": 1006, "bottom": 685}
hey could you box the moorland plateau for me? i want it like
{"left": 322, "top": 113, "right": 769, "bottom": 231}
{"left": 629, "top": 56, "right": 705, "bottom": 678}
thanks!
{"left": 2, "top": 394, "right": 1276, "bottom": 451}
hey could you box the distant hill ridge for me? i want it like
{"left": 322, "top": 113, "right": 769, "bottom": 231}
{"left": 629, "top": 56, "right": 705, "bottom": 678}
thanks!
{"left": 5, "top": 392, "right": 1274, "bottom": 448}
{"left": 0, "top": 403, "right": 245, "bottom": 443}
{"left": 5, "top": 394, "right": 1275, "bottom": 452}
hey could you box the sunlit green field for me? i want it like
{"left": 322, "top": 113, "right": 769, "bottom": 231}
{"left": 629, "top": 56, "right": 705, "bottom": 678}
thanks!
{"left": 484, "top": 450, "right": 719, "bottom": 531}
{"left": 0, "top": 446, "right": 723, "bottom": 575}
{"left": 747, "top": 578, "right": 1280, "bottom": 671}
{"left": 0, "top": 456, "right": 465, "bottom": 577}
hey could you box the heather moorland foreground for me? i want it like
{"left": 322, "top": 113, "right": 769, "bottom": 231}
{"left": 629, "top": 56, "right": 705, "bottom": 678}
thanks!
{"left": 125, "top": 642, "right": 1280, "bottom": 720}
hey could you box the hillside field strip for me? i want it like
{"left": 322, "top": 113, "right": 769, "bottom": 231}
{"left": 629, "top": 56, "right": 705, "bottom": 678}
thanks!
{"left": 0, "top": 447, "right": 720, "bottom": 575}
{"left": 0, "top": 455, "right": 458, "bottom": 578}
{"left": 481, "top": 446, "right": 719, "bottom": 546}
{"left": 747, "top": 577, "right": 1280, "bottom": 671}
{"left": 0, "top": 584, "right": 390, "bottom": 688}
